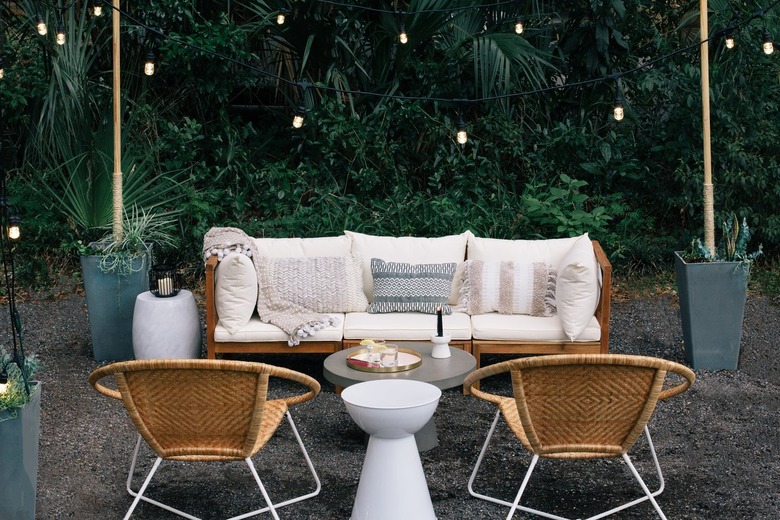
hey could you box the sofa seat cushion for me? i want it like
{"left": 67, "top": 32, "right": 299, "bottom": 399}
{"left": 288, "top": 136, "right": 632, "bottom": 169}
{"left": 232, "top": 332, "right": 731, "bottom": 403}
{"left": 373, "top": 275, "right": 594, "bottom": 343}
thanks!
{"left": 214, "top": 313, "right": 345, "bottom": 343}
{"left": 344, "top": 311, "right": 472, "bottom": 341}
{"left": 470, "top": 313, "right": 601, "bottom": 342}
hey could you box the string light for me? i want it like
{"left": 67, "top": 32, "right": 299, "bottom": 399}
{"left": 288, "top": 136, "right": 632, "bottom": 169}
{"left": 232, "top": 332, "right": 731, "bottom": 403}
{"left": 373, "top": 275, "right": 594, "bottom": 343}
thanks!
{"left": 277, "top": 8, "right": 286, "bottom": 25}
{"left": 514, "top": 17, "right": 524, "bottom": 35}
{"left": 399, "top": 23, "right": 408, "bottom": 44}
{"left": 7, "top": 214, "right": 20, "bottom": 240}
{"left": 56, "top": 21, "right": 66, "bottom": 45}
{"left": 725, "top": 31, "right": 735, "bottom": 49}
{"left": 36, "top": 15, "right": 47, "bottom": 36}
{"left": 0, "top": 369, "right": 8, "bottom": 393}
{"left": 0, "top": 57, "right": 4, "bottom": 80}
{"left": 456, "top": 116, "right": 468, "bottom": 144}
{"left": 292, "top": 106, "right": 305, "bottom": 128}
{"left": 144, "top": 50, "right": 156, "bottom": 76}
{"left": 762, "top": 29, "right": 774, "bottom": 54}
{"left": 613, "top": 77, "right": 624, "bottom": 121}
{"left": 92, "top": 0, "right": 103, "bottom": 17}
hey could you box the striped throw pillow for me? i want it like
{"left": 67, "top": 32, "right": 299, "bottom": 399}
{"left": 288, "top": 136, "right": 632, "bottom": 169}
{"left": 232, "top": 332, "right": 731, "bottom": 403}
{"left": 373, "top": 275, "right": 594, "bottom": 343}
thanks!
{"left": 367, "top": 258, "right": 457, "bottom": 314}
{"left": 456, "top": 260, "right": 556, "bottom": 316}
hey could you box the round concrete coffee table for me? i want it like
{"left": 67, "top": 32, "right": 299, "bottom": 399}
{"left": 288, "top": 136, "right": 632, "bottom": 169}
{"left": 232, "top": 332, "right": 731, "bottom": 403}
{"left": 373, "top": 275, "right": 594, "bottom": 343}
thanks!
{"left": 132, "top": 290, "right": 201, "bottom": 359}
{"left": 324, "top": 342, "right": 476, "bottom": 450}
{"left": 342, "top": 379, "right": 441, "bottom": 520}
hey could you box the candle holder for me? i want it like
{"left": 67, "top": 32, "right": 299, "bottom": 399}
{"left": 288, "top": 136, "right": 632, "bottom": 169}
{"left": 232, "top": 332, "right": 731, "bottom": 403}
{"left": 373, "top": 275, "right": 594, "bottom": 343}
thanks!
{"left": 430, "top": 333, "right": 452, "bottom": 359}
{"left": 149, "top": 264, "right": 181, "bottom": 298}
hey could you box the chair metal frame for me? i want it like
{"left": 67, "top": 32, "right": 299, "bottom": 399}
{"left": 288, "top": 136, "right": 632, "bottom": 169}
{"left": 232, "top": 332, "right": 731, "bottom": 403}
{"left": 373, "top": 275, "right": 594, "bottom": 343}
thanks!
{"left": 89, "top": 359, "right": 322, "bottom": 520}
{"left": 463, "top": 354, "right": 695, "bottom": 520}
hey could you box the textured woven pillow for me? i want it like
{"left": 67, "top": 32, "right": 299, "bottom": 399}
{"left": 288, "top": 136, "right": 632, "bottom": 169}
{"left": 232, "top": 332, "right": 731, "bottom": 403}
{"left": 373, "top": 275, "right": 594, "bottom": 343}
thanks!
{"left": 456, "top": 260, "right": 556, "bottom": 316}
{"left": 258, "top": 253, "right": 368, "bottom": 313}
{"left": 367, "top": 258, "right": 457, "bottom": 314}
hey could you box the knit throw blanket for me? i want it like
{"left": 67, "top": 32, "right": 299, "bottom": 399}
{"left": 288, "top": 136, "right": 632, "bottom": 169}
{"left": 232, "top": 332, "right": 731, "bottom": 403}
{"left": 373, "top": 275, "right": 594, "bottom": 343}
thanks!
{"left": 203, "top": 227, "right": 340, "bottom": 346}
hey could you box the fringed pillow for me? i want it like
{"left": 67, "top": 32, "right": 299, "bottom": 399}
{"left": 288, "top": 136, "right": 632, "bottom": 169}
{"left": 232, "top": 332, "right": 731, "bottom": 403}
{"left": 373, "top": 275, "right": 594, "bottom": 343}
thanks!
{"left": 456, "top": 260, "right": 556, "bottom": 316}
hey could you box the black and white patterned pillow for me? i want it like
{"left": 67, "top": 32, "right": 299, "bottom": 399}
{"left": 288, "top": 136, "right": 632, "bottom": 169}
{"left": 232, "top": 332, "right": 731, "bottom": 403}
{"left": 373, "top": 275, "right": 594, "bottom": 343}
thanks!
{"left": 367, "top": 258, "right": 457, "bottom": 314}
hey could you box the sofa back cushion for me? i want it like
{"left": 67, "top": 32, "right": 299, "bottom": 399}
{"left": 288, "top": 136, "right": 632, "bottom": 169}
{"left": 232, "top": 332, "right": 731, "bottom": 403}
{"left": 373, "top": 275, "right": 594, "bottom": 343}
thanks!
{"left": 465, "top": 231, "right": 581, "bottom": 266}
{"left": 346, "top": 230, "right": 469, "bottom": 304}
{"left": 556, "top": 233, "right": 601, "bottom": 341}
{"left": 257, "top": 254, "right": 368, "bottom": 313}
{"left": 254, "top": 235, "right": 352, "bottom": 258}
{"left": 215, "top": 253, "right": 258, "bottom": 334}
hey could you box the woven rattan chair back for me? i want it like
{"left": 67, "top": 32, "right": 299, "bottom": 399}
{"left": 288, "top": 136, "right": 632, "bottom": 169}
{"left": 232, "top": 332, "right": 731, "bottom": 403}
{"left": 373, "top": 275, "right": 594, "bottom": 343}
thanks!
{"left": 89, "top": 359, "right": 318, "bottom": 461}
{"left": 470, "top": 354, "right": 693, "bottom": 459}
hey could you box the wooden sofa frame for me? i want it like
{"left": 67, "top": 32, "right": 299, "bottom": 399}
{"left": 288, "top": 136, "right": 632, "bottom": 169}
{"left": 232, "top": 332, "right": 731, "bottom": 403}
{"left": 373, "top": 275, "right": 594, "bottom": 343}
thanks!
{"left": 204, "top": 240, "right": 611, "bottom": 364}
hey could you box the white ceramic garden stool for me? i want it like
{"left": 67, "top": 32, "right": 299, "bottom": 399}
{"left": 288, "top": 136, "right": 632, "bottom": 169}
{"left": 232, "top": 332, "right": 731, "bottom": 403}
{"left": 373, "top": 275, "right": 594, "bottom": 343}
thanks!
{"left": 132, "top": 290, "right": 201, "bottom": 359}
{"left": 342, "top": 379, "right": 441, "bottom": 520}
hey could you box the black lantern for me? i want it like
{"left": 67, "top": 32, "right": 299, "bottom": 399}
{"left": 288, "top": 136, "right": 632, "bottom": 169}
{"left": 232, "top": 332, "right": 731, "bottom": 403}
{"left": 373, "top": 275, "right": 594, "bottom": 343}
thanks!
{"left": 149, "top": 264, "right": 181, "bottom": 298}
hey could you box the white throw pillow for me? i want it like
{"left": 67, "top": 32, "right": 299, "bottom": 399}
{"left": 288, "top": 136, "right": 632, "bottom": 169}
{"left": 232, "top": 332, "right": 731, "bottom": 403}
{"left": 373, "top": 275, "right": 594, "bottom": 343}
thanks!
{"left": 345, "top": 230, "right": 469, "bottom": 304}
{"left": 556, "top": 234, "right": 600, "bottom": 341}
{"left": 215, "top": 253, "right": 258, "bottom": 334}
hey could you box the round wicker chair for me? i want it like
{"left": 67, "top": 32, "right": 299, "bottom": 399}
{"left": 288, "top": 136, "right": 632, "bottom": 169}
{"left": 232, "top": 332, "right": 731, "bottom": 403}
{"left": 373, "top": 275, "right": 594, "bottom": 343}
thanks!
{"left": 463, "top": 354, "right": 695, "bottom": 520}
{"left": 89, "top": 359, "right": 321, "bottom": 520}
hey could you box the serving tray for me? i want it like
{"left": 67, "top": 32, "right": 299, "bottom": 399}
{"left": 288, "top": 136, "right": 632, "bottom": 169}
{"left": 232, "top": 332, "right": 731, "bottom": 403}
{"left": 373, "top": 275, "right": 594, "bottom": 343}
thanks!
{"left": 346, "top": 347, "right": 423, "bottom": 373}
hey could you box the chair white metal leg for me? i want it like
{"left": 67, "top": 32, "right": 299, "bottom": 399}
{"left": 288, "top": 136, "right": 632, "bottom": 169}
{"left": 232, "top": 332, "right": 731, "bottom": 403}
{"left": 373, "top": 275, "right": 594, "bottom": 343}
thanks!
{"left": 228, "top": 411, "right": 322, "bottom": 520}
{"left": 469, "top": 417, "right": 668, "bottom": 520}
{"left": 124, "top": 411, "right": 320, "bottom": 519}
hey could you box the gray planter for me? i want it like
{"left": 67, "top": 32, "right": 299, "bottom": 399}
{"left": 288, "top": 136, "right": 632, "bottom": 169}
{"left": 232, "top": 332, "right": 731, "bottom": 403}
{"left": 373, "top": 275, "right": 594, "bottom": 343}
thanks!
{"left": 0, "top": 382, "right": 41, "bottom": 520}
{"left": 674, "top": 251, "right": 749, "bottom": 370}
{"left": 81, "top": 254, "right": 150, "bottom": 361}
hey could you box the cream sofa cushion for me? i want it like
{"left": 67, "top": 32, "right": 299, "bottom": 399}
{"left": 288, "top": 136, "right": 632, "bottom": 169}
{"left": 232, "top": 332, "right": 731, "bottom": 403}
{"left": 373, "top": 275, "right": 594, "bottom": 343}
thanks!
{"left": 214, "top": 253, "right": 258, "bottom": 334}
{"left": 465, "top": 231, "right": 580, "bottom": 266}
{"left": 556, "top": 234, "right": 601, "bottom": 341}
{"left": 471, "top": 313, "right": 601, "bottom": 342}
{"left": 254, "top": 235, "right": 351, "bottom": 258}
{"left": 215, "top": 313, "right": 345, "bottom": 342}
{"left": 343, "top": 311, "right": 472, "bottom": 341}
{"left": 345, "top": 230, "right": 468, "bottom": 304}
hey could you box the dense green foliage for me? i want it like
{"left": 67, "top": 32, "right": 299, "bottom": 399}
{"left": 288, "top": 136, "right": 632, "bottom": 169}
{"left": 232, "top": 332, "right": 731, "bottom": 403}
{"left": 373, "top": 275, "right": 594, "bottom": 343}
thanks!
{"left": 1, "top": 0, "right": 778, "bottom": 286}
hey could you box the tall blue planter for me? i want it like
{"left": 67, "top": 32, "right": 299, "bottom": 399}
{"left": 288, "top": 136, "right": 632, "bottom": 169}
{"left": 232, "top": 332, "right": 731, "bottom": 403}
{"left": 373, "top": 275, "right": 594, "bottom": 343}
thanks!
{"left": 674, "top": 252, "right": 749, "bottom": 370}
{"left": 81, "top": 254, "right": 150, "bottom": 361}
{"left": 0, "top": 382, "right": 41, "bottom": 520}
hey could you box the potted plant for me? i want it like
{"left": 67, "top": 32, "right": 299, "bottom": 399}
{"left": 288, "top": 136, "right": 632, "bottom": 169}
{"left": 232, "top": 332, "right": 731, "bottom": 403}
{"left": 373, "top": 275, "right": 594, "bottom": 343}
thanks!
{"left": 78, "top": 207, "right": 178, "bottom": 361}
{"left": 674, "top": 214, "right": 762, "bottom": 370}
{"left": 0, "top": 349, "right": 41, "bottom": 520}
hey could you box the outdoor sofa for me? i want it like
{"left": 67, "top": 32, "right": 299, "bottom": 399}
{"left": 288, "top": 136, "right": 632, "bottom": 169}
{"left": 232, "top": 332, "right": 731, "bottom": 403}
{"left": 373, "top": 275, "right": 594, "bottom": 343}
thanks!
{"left": 204, "top": 230, "right": 611, "bottom": 370}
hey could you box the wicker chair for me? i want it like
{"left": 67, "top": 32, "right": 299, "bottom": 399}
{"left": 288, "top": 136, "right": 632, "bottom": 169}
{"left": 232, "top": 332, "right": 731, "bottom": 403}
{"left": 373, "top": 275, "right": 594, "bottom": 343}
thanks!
{"left": 463, "top": 354, "right": 695, "bottom": 520}
{"left": 89, "top": 359, "right": 322, "bottom": 520}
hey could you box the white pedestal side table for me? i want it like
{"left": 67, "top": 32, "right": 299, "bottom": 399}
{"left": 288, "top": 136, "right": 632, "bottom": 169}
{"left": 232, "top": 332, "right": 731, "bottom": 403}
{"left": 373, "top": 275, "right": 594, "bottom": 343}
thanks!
{"left": 132, "top": 290, "right": 201, "bottom": 359}
{"left": 342, "top": 379, "right": 441, "bottom": 520}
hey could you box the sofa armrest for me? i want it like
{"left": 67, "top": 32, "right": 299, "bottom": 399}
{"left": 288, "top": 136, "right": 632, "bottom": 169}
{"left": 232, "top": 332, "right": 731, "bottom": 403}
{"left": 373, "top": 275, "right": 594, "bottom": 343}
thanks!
{"left": 592, "top": 240, "right": 612, "bottom": 353}
{"left": 205, "top": 255, "right": 219, "bottom": 359}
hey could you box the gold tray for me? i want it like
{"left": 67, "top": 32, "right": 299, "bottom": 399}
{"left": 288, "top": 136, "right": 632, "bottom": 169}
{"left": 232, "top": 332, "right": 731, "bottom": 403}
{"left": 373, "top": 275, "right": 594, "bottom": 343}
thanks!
{"left": 346, "top": 347, "right": 422, "bottom": 373}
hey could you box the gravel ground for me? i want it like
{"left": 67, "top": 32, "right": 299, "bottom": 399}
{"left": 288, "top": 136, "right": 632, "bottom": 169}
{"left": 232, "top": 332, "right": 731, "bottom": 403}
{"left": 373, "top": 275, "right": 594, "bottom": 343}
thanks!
{"left": 11, "top": 284, "right": 780, "bottom": 519}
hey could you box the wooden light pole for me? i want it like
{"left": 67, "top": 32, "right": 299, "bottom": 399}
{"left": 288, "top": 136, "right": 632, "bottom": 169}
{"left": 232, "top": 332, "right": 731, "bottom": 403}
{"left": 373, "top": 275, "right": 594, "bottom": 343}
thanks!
{"left": 112, "top": 0, "right": 123, "bottom": 242}
{"left": 700, "top": 0, "right": 715, "bottom": 254}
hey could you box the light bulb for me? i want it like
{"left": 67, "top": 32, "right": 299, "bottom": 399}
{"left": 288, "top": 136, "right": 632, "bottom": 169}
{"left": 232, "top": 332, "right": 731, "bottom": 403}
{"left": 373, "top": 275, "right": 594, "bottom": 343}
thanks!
{"left": 515, "top": 18, "right": 524, "bottom": 35}
{"left": 144, "top": 51, "right": 156, "bottom": 76}
{"left": 292, "top": 109, "right": 305, "bottom": 128}
{"left": 93, "top": 3, "right": 103, "bottom": 16}
{"left": 763, "top": 31, "right": 774, "bottom": 55}
{"left": 0, "top": 371, "right": 8, "bottom": 394}
{"left": 8, "top": 215, "right": 20, "bottom": 240}
{"left": 613, "top": 103, "right": 624, "bottom": 122}
{"left": 456, "top": 118, "right": 468, "bottom": 145}
{"left": 400, "top": 26, "right": 408, "bottom": 44}
{"left": 0, "top": 60, "right": 4, "bottom": 80}
{"left": 725, "top": 34, "right": 735, "bottom": 49}
{"left": 56, "top": 25, "right": 66, "bottom": 45}
{"left": 37, "top": 16, "right": 47, "bottom": 36}
{"left": 277, "top": 11, "right": 286, "bottom": 25}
